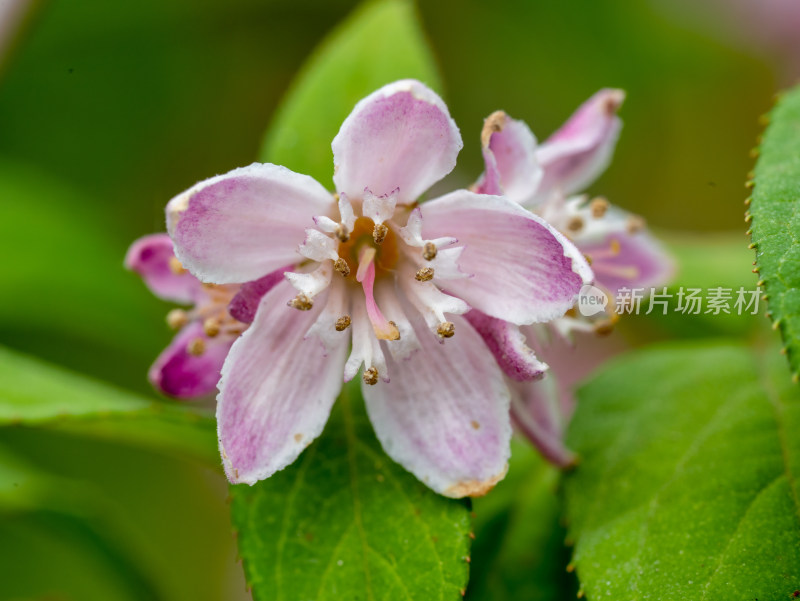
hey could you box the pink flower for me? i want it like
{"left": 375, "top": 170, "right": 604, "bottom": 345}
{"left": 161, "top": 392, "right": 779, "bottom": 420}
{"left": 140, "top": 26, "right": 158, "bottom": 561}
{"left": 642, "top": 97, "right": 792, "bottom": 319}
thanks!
{"left": 125, "top": 233, "right": 245, "bottom": 399}
{"left": 476, "top": 89, "right": 673, "bottom": 300}
{"left": 165, "top": 80, "right": 591, "bottom": 497}
{"left": 472, "top": 89, "right": 674, "bottom": 466}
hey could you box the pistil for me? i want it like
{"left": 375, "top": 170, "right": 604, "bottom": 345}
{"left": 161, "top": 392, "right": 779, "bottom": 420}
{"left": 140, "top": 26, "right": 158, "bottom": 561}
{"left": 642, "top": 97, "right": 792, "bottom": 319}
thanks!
{"left": 357, "top": 246, "right": 400, "bottom": 341}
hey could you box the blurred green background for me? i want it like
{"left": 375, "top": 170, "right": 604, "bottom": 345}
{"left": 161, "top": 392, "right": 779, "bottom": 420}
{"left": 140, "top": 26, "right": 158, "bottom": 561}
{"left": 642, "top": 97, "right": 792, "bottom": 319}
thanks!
{"left": 0, "top": 0, "right": 788, "bottom": 598}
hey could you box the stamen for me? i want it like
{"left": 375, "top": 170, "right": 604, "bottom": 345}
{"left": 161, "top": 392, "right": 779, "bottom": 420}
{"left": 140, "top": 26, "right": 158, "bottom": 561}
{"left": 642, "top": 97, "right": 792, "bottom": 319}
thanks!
{"left": 335, "top": 315, "right": 352, "bottom": 331}
{"left": 203, "top": 317, "right": 221, "bottom": 337}
{"left": 334, "top": 257, "right": 351, "bottom": 277}
{"left": 288, "top": 294, "right": 313, "bottom": 311}
{"left": 187, "top": 337, "right": 206, "bottom": 356}
{"left": 593, "top": 263, "right": 639, "bottom": 280}
{"left": 334, "top": 223, "right": 350, "bottom": 242}
{"left": 169, "top": 256, "right": 186, "bottom": 275}
{"left": 423, "top": 242, "right": 437, "bottom": 261}
{"left": 415, "top": 267, "right": 434, "bottom": 282}
{"left": 594, "top": 316, "right": 617, "bottom": 336}
{"left": 627, "top": 216, "right": 646, "bottom": 234}
{"left": 363, "top": 366, "right": 379, "bottom": 386}
{"left": 373, "top": 223, "right": 389, "bottom": 244}
{"left": 588, "top": 239, "right": 622, "bottom": 260}
{"left": 566, "top": 216, "right": 584, "bottom": 233}
{"left": 166, "top": 309, "right": 188, "bottom": 330}
{"left": 437, "top": 321, "right": 455, "bottom": 338}
{"left": 590, "top": 197, "right": 609, "bottom": 218}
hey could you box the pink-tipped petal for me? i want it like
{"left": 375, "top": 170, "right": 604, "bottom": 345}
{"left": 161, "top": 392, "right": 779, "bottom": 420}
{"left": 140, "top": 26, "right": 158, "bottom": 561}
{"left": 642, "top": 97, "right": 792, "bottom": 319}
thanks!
{"left": 332, "top": 80, "right": 463, "bottom": 204}
{"left": 464, "top": 310, "right": 547, "bottom": 381}
{"left": 475, "top": 111, "right": 543, "bottom": 205}
{"left": 125, "top": 233, "right": 203, "bottom": 304}
{"left": 167, "top": 163, "right": 332, "bottom": 284}
{"left": 420, "top": 190, "right": 588, "bottom": 325}
{"left": 217, "top": 280, "right": 347, "bottom": 484}
{"left": 362, "top": 314, "right": 511, "bottom": 498}
{"left": 148, "top": 321, "right": 231, "bottom": 399}
{"left": 227, "top": 266, "right": 290, "bottom": 324}
{"left": 536, "top": 89, "right": 625, "bottom": 201}
{"left": 509, "top": 378, "right": 576, "bottom": 468}
{"left": 581, "top": 229, "right": 674, "bottom": 295}
{"left": 544, "top": 197, "right": 674, "bottom": 295}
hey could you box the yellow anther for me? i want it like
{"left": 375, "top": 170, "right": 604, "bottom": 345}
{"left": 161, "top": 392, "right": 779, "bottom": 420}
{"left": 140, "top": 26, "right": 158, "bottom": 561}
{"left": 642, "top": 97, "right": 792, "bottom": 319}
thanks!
{"left": 334, "top": 257, "right": 351, "bottom": 277}
{"left": 593, "top": 319, "right": 615, "bottom": 336}
{"left": 334, "top": 223, "right": 350, "bottom": 242}
{"left": 609, "top": 238, "right": 621, "bottom": 255}
{"left": 373, "top": 223, "right": 389, "bottom": 244}
{"left": 335, "top": 315, "right": 351, "bottom": 331}
{"left": 415, "top": 267, "right": 434, "bottom": 282}
{"left": 566, "top": 216, "right": 584, "bottom": 232}
{"left": 363, "top": 366, "right": 379, "bottom": 385}
{"left": 187, "top": 337, "right": 206, "bottom": 356}
{"left": 166, "top": 309, "right": 188, "bottom": 330}
{"left": 437, "top": 322, "right": 455, "bottom": 338}
{"left": 590, "top": 197, "right": 609, "bottom": 218}
{"left": 203, "top": 317, "right": 221, "bottom": 338}
{"left": 423, "top": 242, "right": 437, "bottom": 261}
{"left": 169, "top": 256, "right": 186, "bottom": 275}
{"left": 288, "top": 294, "right": 313, "bottom": 311}
{"left": 626, "top": 216, "right": 646, "bottom": 234}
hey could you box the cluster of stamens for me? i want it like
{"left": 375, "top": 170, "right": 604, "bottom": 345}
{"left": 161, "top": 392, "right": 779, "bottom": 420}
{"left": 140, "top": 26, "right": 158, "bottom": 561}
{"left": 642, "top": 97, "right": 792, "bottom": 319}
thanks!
{"left": 166, "top": 258, "right": 244, "bottom": 356}
{"left": 286, "top": 195, "right": 460, "bottom": 386}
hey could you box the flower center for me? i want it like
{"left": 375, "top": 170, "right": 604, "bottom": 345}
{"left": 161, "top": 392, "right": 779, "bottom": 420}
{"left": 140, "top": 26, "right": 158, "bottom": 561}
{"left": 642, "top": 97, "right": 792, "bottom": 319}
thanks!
{"left": 336, "top": 216, "right": 399, "bottom": 280}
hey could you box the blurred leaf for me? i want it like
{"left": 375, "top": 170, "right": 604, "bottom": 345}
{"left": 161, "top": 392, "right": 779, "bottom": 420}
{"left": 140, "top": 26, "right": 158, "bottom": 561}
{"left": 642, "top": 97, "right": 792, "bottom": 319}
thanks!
{"left": 0, "top": 160, "right": 174, "bottom": 392}
{"left": 634, "top": 232, "right": 762, "bottom": 341}
{"left": 0, "top": 444, "right": 164, "bottom": 601}
{"left": 1, "top": 426, "right": 243, "bottom": 601}
{"left": 750, "top": 84, "right": 800, "bottom": 379}
{"left": 259, "top": 0, "right": 441, "bottom": 185}
{"left": 231, "top": 384, "right": 472, "bottom": 601}
{"left": 466, "top": 440, "right": 576, "bottom": 601}
{"left": 0, "top": 345, "right": 217, "bottom": 464}
{"left": 564, "top": 342, "right": 800, "bottom": 600}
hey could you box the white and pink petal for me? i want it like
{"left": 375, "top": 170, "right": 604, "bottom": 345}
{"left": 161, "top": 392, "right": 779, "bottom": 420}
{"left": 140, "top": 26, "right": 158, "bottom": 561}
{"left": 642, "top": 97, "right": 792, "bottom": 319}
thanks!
{"left": 125, "top": 233, "right": 203, "bottom": 304}
{"left": 148, "top": 321, "right": 231, "bottom": 399}
{"left": 217, "top": 280, "right": 347, "bottom": 484}
{"left": 362, "top": 314, "right": 512, "bottom": 498}
{"left": 536, "top": 89, "right": 625, "bottom": 201}
{"left": 167, "top": 163, "right": 333, "bottom": 284}
{"left": 332, "top": 80, "right": 463, "bottom": 204}
{"left": 420, "top": 190, "right": 590, "bottom": 325}
{"left": 475, "top": 111, "right": 543, "bottom": 206}
{"left": 464, "top": 310, "right": 547, "bottom": 381}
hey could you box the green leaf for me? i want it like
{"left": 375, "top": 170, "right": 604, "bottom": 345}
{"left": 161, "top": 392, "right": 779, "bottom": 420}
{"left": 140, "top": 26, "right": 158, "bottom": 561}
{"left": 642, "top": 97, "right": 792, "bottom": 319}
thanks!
{"left": 750, "top": 84, "right": 800, "bottom": 379}
{"left": 466, "top": 440, "right": 576, "bottom": 601}
{"left": 259, "top": 0, "right": 442, "bottom": 185}
{"left": 0, "top": 160, "right": 174, "bottom": 392}
{"left": 0, "top": 444, "right": 164, "bottom": 601}
{"left": 564, "top": 342, "right": 800, "bottom": 600}
{"left": 634, "top": 232, "right": 762, "bottom": 340}
{"left": 231, "top": 384, "right": 472, "bottom": 601}
{"left": 0, "top": 345, "right": 217, "bottom": 464}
